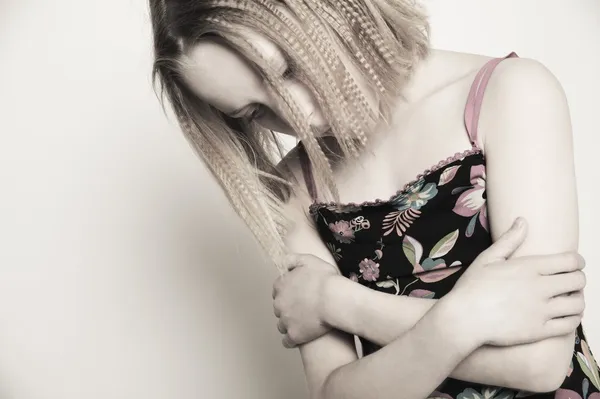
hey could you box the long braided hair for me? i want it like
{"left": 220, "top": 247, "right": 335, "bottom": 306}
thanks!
{"left": 148, "top": 0, "right": 429, "bottom": 272}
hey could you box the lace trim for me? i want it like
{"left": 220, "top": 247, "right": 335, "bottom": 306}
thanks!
{"left": 308, "top": 148, "right": 484, "bottom": 214}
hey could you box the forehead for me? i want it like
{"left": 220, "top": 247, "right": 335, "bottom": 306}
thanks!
{"left": 180, "top": 30, "right": 285, "bottom": 112}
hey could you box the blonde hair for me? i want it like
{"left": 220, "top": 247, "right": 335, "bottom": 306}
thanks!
{"left": 149, "top": 0, "right": 429, "bottom": 273}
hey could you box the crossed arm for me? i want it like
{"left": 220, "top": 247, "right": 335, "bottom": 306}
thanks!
{"left": 283, "top": 58, "right": 580, "bottom": 398}
{"left": 321, "top": 270, "right": 575, "bottom": 390}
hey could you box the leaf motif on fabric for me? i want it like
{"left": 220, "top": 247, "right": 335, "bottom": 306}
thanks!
{"left": 402, "top": 235, "right": 423, "bottom": 266}
{"left": 421, "top": 258, "right": 446, "bottom": 271}
{"left": 376, "top": 280, "right": 396, "bottom": 288}
{"left": 457, "top": 387, "right": 514, "bottom": 399}
{"left": 439, "top": 165, "right": 461, "bottom": 186}
{"left": 418, "top": 265, "right": 461, "bottom": 283}
{"left": 382, "top": 208, "right": 421, "bottom": 236}
{"left": 430, "top": 229, "right": 460, "bottom": 258}
{"left": 577, "top": 340, "right": 600, "bottom": 390}
{"left": 466, "top": 214, "right": 478, "bottom": 238}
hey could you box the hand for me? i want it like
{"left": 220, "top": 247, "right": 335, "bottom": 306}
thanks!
{"left": 272, "top": 253, "right": 340, "bottom": 348}
{"left": 448, "top": 217, "right": 586, "bottom": 347}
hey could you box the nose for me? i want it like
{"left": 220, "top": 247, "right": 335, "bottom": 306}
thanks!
{"left": 270, "top": 78, "right": 318, "bottom": 122}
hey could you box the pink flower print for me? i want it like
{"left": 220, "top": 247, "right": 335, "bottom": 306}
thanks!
{"left": 409, "top": 289, "right": 435, "bottom": 299}
{"left": 328, "top": 220, "right": 355, "bottom": 244}
{"left": 359, "top": 258, "right": 380, "bottom": 281}
{"left": 555, "top": 389, "right": 600, "bottom": 399}
{"left": 453, "top": 164, "right": 488, "bottom": 237}
{"left": 349, "top": 273, "right": 359, "bottom": 283}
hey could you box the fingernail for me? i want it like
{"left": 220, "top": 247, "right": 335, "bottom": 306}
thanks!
{"left": 514, "top": 217, "right": 524, "bottom": 229}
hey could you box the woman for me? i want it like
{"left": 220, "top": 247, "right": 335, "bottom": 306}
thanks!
{"left": 149, "top": 1, "right": 599, "bottom": 398}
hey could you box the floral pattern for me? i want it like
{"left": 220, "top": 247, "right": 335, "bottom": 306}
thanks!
{"left": 392, "top": 181, "right": 439, "bottom": 211}
{"left": 402, "top": 232, "right": 463, "bottom": 283}
{"left": 309, "top": 151, "right": 599, "bottom": 399}
{"left": 452, "top": 164, "right": 488, "bottom": 237}
{"left": 382, "top": 181, "right": 439, "bottom": 236}
{"left": 326, "top": 215, "right": 372, "bottom": 244}
{"left": 576, "top": 339, "right": 600, "bottom": 391}
{"left": 328, "top": 220, "right": 355, "bottom": 243}
{"left": 359, "top": 258, "right": 380, "bottom": 281}
{"left": 457, "top": 387, "right": 515, "bottom": 399}
{"left": 326, "top": 243, "right": 342, "bottom": 261}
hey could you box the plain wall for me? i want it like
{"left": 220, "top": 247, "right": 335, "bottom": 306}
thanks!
{"left": 0, "top": 1, "right": 598, "bottom": 398}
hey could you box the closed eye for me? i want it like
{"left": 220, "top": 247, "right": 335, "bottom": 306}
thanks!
{"left": 238, "top": 64, "right": 293, "bottom": 122}
{"left": 282, "top": 64, "right": 294, "bottom": 80}
{"left": 244, "top": 103, "right": 267, "bottom": 122}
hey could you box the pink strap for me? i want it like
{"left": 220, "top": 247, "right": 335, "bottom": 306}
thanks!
{"left": 300, "top": 52, "right": 519, "bottom": 200}
{"left": 464, "top": 52, "right": 519, "bottom": 149}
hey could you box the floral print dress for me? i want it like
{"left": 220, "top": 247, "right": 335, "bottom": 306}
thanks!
{"left": 299, "top": 53, "right": 600, "bottom": 399}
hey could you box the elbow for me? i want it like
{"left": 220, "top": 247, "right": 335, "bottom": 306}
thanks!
{"left": 314, "top": 367, "right": 342, "bottom": 399}
{"left": 524, "top": 333, "right": 576, "bottom": 393}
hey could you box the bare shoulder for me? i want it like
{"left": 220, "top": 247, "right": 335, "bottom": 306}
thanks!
{"left": 484, "top": 56, "right": 565, "bottom": 102}
{"left": 420, "top": 50, "right": 562, "bottom": 96}
{"left": 476, "top": 55, "right": 571, "bottom": 149}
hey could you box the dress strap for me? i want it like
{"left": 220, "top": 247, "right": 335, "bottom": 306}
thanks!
{"left": 298, "top": 141, "right": 318, "bottom": 201}
{"left": 464, "top": 52, "right": 519, "bottom": 150}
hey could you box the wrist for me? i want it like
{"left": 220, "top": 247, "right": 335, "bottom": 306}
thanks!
{"left": 321, "top": 274, "right": 360, "bottom": 333}
{"left": 435, "top": 293, "right": 486, "bottom": 352}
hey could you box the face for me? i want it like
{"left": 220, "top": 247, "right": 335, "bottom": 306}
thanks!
{"left": 179, "top": 10, "right": 378, "bottom": 137}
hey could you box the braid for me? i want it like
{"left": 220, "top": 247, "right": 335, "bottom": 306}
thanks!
{"left": 301, "top": 0, "right": 374, "bottom": 149}
{"left": 152, "top": 0, "right": 430, "bottom": 269}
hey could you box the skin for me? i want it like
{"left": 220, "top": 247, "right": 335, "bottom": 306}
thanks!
{"left": 181, "top": 26, "right": 379, "bottom": 138}
{"left": 181, "top": 13, "right": 585, "bottom": 399}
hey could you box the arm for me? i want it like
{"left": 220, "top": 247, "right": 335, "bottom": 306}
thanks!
{"left": 481, "top": 56, "right": 578, "bottom": 390}
{"left": 282, "top": 195, "right": 480, "bottom": 399}
{"left": 321, "top": 272, "right": 562, "bottom": 392}
{"left": 309, "top": 57, "right": 579, "bottom": 393}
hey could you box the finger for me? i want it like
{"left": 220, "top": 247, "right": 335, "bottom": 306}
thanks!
{"left": 273, "top": 301, "right": 281, "bottom": 318}
{"left": 544, "top": 270, "right": 587, "bottom": 297}
{"left": 478, "top": 218, "right": 527, "bottom": 263}
{"left": 282, "top": 334, "right": 297, "bottom": 349}
{"left": 547, "top": 291, "right": 586, "bottom": 319}
{"left": 277, "top": 319, "right": 287, "bottom": 334}
{"left": 543, "top": 314, "right": 582, "bottom": 337}
{"left": 537, "top": 252, "right": 586, "bottom": 276}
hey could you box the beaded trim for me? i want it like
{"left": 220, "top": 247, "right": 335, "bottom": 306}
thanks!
{"left": 308, "top": 148, "right": 484, "bottom": 213}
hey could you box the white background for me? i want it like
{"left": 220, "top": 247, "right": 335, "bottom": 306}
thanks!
{"left": 0, "top": 1, "right": 598, "bottom": 398}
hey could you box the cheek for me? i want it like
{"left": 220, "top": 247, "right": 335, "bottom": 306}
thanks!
{"left": 257, "top": 110, "right": 293, "bottom": 134}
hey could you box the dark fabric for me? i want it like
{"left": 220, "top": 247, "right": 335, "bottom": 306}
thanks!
{"left": 307, "top": 150, "right": 599, "bottom": 399}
